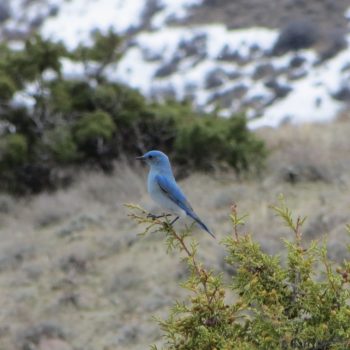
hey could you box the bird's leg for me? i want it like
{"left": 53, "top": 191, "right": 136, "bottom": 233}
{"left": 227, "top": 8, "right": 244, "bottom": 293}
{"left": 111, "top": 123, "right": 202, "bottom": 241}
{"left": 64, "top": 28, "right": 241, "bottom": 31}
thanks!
{"left": 169, "top": 216, "right": 179, "bottom": 225}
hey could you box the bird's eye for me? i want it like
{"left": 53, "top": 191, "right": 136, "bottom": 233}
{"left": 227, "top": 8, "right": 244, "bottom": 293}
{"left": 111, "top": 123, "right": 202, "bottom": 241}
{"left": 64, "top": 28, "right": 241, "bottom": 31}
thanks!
{"left": 148, "top": 155, "right": 153, "bottom": 159}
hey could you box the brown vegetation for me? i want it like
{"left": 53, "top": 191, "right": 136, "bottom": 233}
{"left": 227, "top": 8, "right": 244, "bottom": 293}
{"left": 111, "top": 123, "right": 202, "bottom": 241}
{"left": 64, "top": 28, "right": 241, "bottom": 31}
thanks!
{"left": 0, "top": 117, "right": 350, "bottom": 349}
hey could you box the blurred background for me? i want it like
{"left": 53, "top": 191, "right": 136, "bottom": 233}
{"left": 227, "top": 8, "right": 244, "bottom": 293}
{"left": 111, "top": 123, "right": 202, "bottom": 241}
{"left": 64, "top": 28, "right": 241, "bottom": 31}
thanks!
{"left": 0, "top": 0, "right": 350, "bottom": 349}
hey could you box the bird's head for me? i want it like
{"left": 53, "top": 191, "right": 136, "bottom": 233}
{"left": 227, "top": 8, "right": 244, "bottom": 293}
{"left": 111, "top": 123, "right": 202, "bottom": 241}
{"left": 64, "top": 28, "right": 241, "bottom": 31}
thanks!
{"left": 136, "top": 150, "right": 170, "bottom": 169}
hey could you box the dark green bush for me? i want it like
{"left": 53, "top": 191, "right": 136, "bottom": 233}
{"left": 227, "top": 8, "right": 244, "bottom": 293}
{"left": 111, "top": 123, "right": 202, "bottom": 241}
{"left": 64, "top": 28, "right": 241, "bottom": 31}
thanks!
{"left": 74, "top": 110, "right": 115, "bottom": 143}
{"left": 0, "top": 74, "right": 16, "bottom": 101}
{"left": 175, "top": 116, "right": 227, "bottom": 169}
{"left": 45, "top": 127, "right": 78, "bottom": 163}
{"left": 175, "top": 115, "right": 266, "bottom": 173}
{"left": 128, "top": 199, "right": 350, "bottom": 350}
{"left": 49, "top": 80, "right": 96, "bottom": 113}
{"left": 3, "top": 35, "right": 64, "bottom": 89}
{"left": 0, "top": 133, "right": 28, "bottom": 166}
{"left": 23, "top": 35, "right": 64, "bottom": 75}
{"left": 73, "top": 110, "right": 116, "bottom": 156}
{"left": 73, "top": 30, "right": 122, "bottom": 70}
{"left": 0, "top": 33, "right": 266, "bottom": 193}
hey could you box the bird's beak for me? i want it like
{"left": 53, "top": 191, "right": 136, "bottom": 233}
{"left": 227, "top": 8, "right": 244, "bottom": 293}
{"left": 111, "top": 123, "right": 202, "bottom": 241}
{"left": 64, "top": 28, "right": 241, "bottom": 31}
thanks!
{"left": 136, "top": 155, "right": 145, "bottom": 160}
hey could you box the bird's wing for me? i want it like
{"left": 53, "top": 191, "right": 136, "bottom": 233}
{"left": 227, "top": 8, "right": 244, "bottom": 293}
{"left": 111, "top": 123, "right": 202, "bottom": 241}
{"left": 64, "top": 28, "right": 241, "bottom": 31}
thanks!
{"left": 156, "top": 174, "right": 215, "bottom": 238}
{"left": 155, "top": 174, "right": 193, "bottom": 213}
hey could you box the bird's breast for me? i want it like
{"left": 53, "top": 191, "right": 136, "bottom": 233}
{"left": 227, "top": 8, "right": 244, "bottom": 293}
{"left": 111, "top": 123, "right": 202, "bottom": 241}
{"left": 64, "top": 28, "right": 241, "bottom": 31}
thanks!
{"left": 147, "top": 172, "right": 185, "bottom": 217}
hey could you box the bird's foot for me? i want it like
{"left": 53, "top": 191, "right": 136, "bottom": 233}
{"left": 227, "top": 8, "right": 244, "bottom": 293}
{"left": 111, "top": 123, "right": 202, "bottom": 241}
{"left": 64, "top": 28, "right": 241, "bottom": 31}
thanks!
{"left": 147, "top": 213, "right": 157, "bottom": 220}
{"left": 147, "top": 213, "right": 172, "bottom": 220}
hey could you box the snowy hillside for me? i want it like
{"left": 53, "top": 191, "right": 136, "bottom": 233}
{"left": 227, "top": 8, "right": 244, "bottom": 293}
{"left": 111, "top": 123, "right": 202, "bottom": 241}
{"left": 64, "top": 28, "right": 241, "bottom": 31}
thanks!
{"left": 1, "top": 0, "right": 350, "bottom": 128}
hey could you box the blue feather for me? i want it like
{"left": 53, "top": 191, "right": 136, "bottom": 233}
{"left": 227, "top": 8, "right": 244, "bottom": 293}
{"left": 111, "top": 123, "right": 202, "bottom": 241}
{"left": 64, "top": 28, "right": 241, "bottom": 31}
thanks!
{"left": 156, "top": 175, "right": 215, "bottom": 238}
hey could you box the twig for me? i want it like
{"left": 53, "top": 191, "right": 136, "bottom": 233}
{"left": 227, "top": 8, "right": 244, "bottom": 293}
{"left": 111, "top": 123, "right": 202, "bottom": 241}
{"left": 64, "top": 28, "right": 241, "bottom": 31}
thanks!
{"left": 230, "top": 203, "right": 248, "bottom": 241}
{"left": 168, "top": 224, "right": 213, "bottom": 309}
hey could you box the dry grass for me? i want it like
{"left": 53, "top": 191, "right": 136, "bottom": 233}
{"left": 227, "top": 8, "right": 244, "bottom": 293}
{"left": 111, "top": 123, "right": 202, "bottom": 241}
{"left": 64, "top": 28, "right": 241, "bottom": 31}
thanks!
{"left": 260, "top": 117, "right": 350, "bottom": 183}
{"left": 1, "top": 119, "right": 350, "bottom": 349}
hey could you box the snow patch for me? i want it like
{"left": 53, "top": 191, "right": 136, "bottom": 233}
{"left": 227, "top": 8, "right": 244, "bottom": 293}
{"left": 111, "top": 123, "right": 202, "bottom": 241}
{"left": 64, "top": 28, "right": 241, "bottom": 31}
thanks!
{"left": 3, "top": 0, "right": 62, "bottom": 38}
{"left": 345, "top": 7, "right": 350, "bottom": 20}
{"left": 3, "top": 0, "right": 350, "bottom": 128}
{"left": 116, "top": 25, "right": 279, "bottom": 99}
{"left": 137, "top": 28, "right": 191, "bottom": 62}
{"left": 11, "top": 83, "right": 39, "bottom": 109}
{"left": 108, "top": 48, "right": 159, "bottom": 94}
{"left": 206, "top": 27, "right": 278, "bottom": 59}
{"left": 41, "top": 0, "right": 145, "bottom": 49}
{"left": 113, "top": 22, "right": 350, "bottom": 127}
{"left": 248, "top": 84, "right": 342, "bottom": 129}
{"left": 61, "top": 58, "right": 86, "bottom": 79}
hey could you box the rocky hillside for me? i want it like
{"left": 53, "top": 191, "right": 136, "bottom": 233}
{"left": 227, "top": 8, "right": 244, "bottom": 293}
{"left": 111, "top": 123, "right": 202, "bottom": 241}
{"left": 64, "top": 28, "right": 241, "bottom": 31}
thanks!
{"left": 0, "top": 0, "right": 349, "bottom": 128}
{"left": 189, "top": 0, "right": 350, "bottom": 31}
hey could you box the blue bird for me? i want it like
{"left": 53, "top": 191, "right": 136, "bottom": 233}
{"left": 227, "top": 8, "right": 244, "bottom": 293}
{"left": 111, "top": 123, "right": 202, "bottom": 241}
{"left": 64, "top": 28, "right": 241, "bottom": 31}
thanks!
{"left": 137, "top": 150, "right": 215, "bottom": 238}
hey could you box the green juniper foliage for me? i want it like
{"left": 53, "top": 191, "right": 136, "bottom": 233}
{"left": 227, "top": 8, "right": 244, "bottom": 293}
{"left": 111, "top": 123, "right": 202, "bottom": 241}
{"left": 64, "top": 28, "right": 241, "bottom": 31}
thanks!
{"left": 0, "top": 32, "right": 265, "bottom": 193}
{"left": 127, "top": 198, "right": 350, "bottom": 350}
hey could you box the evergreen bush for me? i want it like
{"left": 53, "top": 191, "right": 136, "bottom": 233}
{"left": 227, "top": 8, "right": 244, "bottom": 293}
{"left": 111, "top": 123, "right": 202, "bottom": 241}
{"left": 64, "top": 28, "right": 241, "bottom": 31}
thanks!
{"left": 0, "top": 32, "right": 266, "bottom": 193}
{"left": 0, "top": 74, "right": 16, "bottom": 101}
{"left": 128, "top": 197, "right": 350, "bottom": 350}
{"left": 74, "top": 110, "right": 116, "bottom": 150}
{"left": 0, "top": 133, "right": 28, "bottom": 167}
{"left": 45, "top": 127, "right": 78, "bottom": 163}
{"left": 174, "top": 114, "right": 265, "bottom": 173}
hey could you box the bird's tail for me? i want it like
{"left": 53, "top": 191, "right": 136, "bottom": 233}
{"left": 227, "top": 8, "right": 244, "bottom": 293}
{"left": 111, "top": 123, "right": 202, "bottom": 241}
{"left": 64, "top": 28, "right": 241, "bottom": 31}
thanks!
{"left": 187, "top": 210, "right": 215, "bottom": 239}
